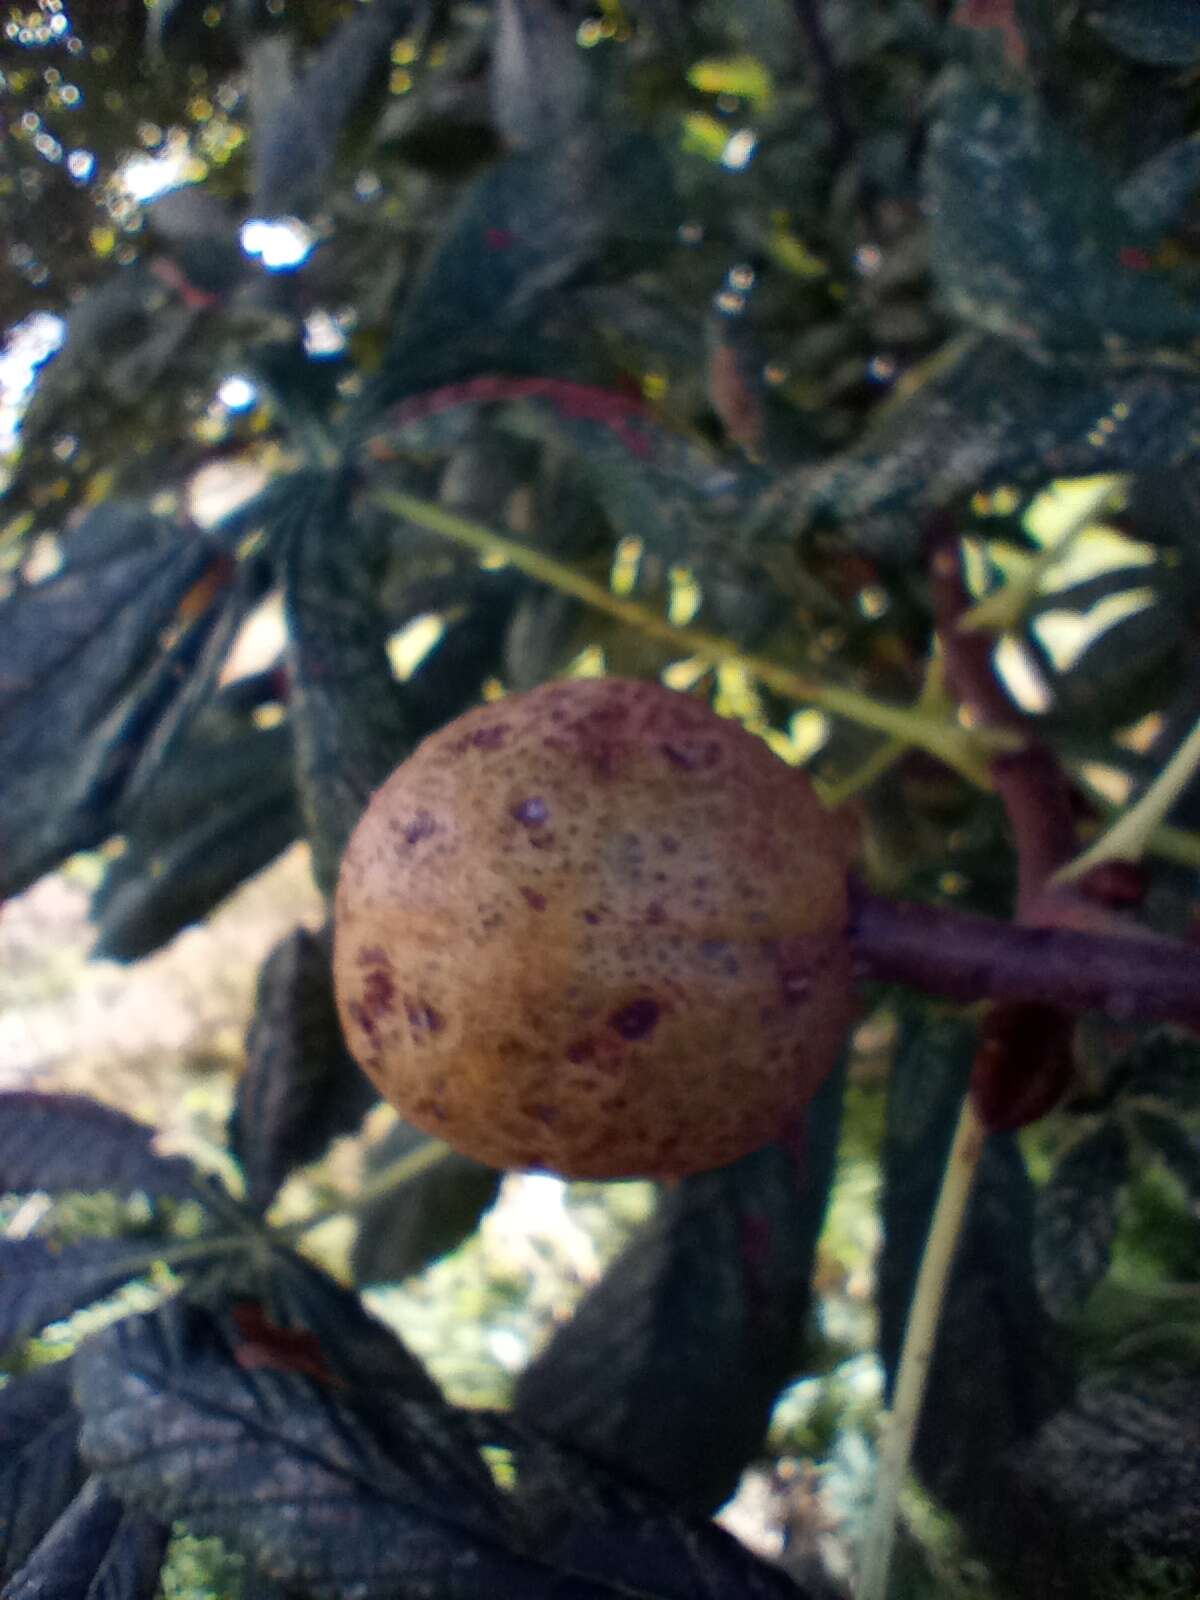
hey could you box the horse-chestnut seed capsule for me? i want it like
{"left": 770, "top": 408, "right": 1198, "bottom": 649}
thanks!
{"left": 333, "top": 677, "right": 855, "bottom": 1179}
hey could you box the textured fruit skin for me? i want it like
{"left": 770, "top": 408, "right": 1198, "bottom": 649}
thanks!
{"left": 333, "top": 678, "right": 855, "bottom": 1179}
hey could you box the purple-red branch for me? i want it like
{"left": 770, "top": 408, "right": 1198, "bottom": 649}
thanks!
{"left": 848, "top": 880, "right": 1200, "bottom": 1030}
{"left": 928, "top": 535, "right": 1084, "bottom": 907}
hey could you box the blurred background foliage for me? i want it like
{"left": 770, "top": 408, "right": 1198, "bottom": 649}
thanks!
{"left": 3, "top": 1, "right": 1200, "bottom": 1596}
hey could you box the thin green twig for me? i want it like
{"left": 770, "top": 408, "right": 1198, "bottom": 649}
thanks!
{"left": 271, "top": 1138, "right": 452, "bottom": 1242}
{"left": 858, "top": 1095, "right": 987, "bottom": 1600}
{"left": 374, "top": 489, "right": 1010, "bottom": 790}
{"left": 1057, "top": 718, "right": 1200, "bottom": 883}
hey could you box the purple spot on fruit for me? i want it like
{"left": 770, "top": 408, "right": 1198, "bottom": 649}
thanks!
{"left": 660, "top": 835, "right": 680, "bottom": 854}
{"left": 608, "top": 998, "right": 661, "bottom": 1041}
{"left": 588, "top": 743, "right": 621, "bottom": 779}
{"left": 348, "top": 1001, "right": 377, "bottom": 1040}
{"left": 363, "top": 967, "right": 396, "bottom": 1017}
{"left": 513, "top": 796, "right": 549, "bottom": 827}
{"left": 779, "top": 970, "right": 811, "bottom": 1005}
{"left": 644, "top": 901, "right": 666, "bottom": 926}
{"left": 661, "top": 742, "right": 695, "bottom": 769}
{"left": 566, "top": 1037, "right": 596, "bottom": 1064}
{"left": 357, "top": 945, "right": 390, "bottom": 968}
{"left": 661, "top": 740, "right": 722, "bottom": 772}
{"left": 404, "top": 998, "right": 444, "bottom": 1035}
{"left": 403, "top": 810, "right": 438, "bottom": 846}
{"left": 472, "top": 723, "right": 509, "bottom": 750}
{"left": 582, "top": 909, "right": 602, "bottom": 925}
{"left": 521, "top": 886, "right": 547, "bottom": 912}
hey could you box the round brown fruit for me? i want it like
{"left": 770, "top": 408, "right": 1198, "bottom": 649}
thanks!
{"left": 333, "top": 677, "right": 855, "bottom": 1179}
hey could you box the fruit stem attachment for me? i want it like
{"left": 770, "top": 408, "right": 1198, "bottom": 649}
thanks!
{"left": 857, "top": 1093, "right": 986, "bottom": 1600}
{"left": 847, "top": 880, "right": 1200, "bottom": 1028}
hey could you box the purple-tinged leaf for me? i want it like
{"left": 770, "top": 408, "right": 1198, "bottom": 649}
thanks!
{"left": 75, "top": 1302, "right": 811, "bottom": 1600}
{"left": 0, "top": 1240, "right": 155, "bottom": 1353}
{"left": 0, "top": 1094, "right": 196, "bottom": 1200}
{"left": 230, "top": 926, "right": 378, "bottom": 1213}
{"left": 1035, "top": 1119, "right": 1130, "bottom": 1319}
{"left": 2, "top": 1477, "right": 167, "bottom": 1600}
{"left": 0, "top": 1364, "right": 85, "bottom": 1580}
{"left": 367, "top": 373, "right": 756, "bottom": 565}
{"left": 74, "top": 1302, "right": 548, "bottom": 1600}
{"left": 268, "top": 1252, "right": 447, "bottom": 1409}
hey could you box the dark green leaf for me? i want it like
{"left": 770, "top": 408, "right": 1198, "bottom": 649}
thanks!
{"left": 283, "top": 487, "right": 413, "bottom": 898}
{"left": 0, "top": 1364, "right": 85, "bottom": 1582}
{"left": 15, "top": 279, "right": 196, "bottom": 464}
{"left": 0, "top": 1093, "right": 196, "bottom": 1200}
{"left": 1027, "top": 578, "right": 1183, "bottom": 732}
{"left": 0, "top": 1241, "right": 157, "bottom": 1354}
{"left": 1122, "top": 1030, "right": 1200, "bottom": 1109}
{"left": 250, "top": 3, "right": 404, "bottom": 215}
{"left": 351, "top": 1122, "right": 500, "bottom": 1286}
{"left": 879, "top": 1009, "right": 1072, "bottom": 1578}
{"left": 91, "top": 710, "right": 299, "bottom": 963}
{"left": 0, "top": 504, "right": 231, "bottom": 899}
{"left": 514, "top": 1062, "right": 846, "bottom": 1513}
{"left": 500, "top": 1423, "right": 809, "bottom": 1600}
{"left": 925, "top": 72, "right": 1200, "bottom": 351}
{"left": 2, "top": 1478, "right": 167, "bottom": 1600}
{"left": 491, "top": 0, "right": 591, "bottom": 150}
{"left": 368, "top": 375, "right": 757, "bottom": 565}
{"left": 1132, "top": 1108, "right": 1200, "bottom": 1208}
{"left": 1019, "top": 1378, "right": 1200, "bottom": 1561}
{"left": 756, "top": 337, "right": 1200, "bottom": 558}
{"left": 1088, "top": 0, "right": 1200, "bottom": 65}
{"left": 1035, "top": 1119, "right": 1130, "bottom": 1319}
{"left": 1118, "top": 134, "right": 1200, "bottom": 234}
{"left": 370, "top": 132, "right": 676, "bottom": 404}
{"left": 495, "top": 381, "right": 759, "bottom": 565}
{"left": 230, "top": 926, "right": 378, "bottom": 1213}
